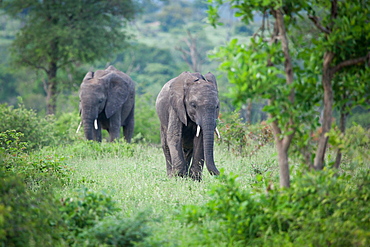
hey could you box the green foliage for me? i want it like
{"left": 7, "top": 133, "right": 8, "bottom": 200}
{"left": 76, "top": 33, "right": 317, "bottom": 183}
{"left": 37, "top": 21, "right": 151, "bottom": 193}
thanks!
{"left": 217, "top": 111, "right": 274, "bottom": 157}
{"left": 77, "top": 212, "right": 159, "bottom": 247}
{"left": 1, "top": 128, "right": 72, "bottom": 190}
{"left": 181, "top": 170, "right": 370, "bottom": 246}
{"left": 340, "top": 125, "right": 370, "bottom": 169}
{"left": 134, "top": 93, "right": 161, "bottom": 143}
{"left": 2, "top": 0, "right": 137, "bottom": 67}
{"left": 0, "top": 170, "right": 65, "bottom": 246}
{"left": 347, "top": 111, "right": 370, "bottom": 129}
{"left": 0, "top": 103, "right": 58, "bottom": 151}
{"left": 156, "top": 1, "right": 203, "bottom": 32}
{"left": 60, "top": 187, "right": 121, "bottom": 244}
{"left": 1, "top": 0, "right": 138, "bottom": 114}
{"left": 54, "top": 110, "right": 84, "bottom": 143}
{"left": 210, "top": 36, "right": 320, "bottom": 136}
{"left": 0, "top": 129, "right": 27, "bottom": 156}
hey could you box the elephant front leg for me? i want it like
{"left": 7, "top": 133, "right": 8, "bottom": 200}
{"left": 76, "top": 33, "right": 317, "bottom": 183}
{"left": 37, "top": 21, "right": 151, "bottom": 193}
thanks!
{"left": 167, "top": 117, "right": 187, "bottom": 177}
{"left": 167, "top": 137, "right": 187, "bottom": 177}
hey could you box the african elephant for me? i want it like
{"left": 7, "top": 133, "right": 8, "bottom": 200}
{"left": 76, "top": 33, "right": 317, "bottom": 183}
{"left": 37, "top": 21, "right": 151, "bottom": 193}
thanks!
{"left": 156, "top": 71, "right": 221, "bottom": 181}
{"left": 78, "top": 65, "right": 135, "bottom": 143}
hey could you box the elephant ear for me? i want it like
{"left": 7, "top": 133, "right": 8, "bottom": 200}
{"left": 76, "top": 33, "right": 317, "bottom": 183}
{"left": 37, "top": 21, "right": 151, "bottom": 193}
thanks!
{"left": 204, "top": 72, "right": 218, "bottom": 91}
{"left": 104, "top": 72, "right": 129, "bottom": 119}
{"left": 83, "top": 71, "right": 94, "bottom": 82}
{"left": 169, "top": 71, "right": 195, "bottom": 126}
{"left": 106, "top": 65, "right": 118, "bottom": 72}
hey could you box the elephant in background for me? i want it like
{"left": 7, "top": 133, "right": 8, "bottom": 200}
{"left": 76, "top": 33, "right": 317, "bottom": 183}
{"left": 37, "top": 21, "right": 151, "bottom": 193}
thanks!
{"left": 78, "top": 65, "right": 135, "bottom": 143}
{"left": 156, "top": 71, "right": 221, "bottom": 181}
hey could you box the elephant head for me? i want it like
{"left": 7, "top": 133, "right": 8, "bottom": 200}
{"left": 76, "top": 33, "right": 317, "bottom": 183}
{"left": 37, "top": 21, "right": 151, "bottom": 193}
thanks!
{"left": 79, "top": 66, "right": 131, "bottom": 141}
{"left": 156, "top": 71, "right": 220, "bottom": 180}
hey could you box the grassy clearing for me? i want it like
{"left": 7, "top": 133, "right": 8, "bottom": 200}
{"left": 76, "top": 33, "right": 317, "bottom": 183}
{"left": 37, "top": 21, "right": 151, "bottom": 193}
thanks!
{"left": 47, "top": 141, "right": 277, "bottom": 245}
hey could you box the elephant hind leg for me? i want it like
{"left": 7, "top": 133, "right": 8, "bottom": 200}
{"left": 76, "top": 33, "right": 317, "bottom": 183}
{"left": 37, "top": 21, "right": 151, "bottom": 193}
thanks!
{"left": 160, "top": 128, "right": 173, "bottom": 176}
{"left": 163, "top": 144, "right": 173, "bottom": 177}
{"left": 123, "top": 108, "right": 134, "bottom": 143}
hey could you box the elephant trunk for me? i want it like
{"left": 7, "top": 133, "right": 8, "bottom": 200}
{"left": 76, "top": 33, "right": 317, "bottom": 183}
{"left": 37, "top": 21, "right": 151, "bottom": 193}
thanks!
{"left": 83, "top": 118, "right": 95, "bottom": 141}
{"left": 81, "top": 108, "right": 99, "bottom": 141}
{"left": 202, "top": 119, "right": 220, "bottom": 176}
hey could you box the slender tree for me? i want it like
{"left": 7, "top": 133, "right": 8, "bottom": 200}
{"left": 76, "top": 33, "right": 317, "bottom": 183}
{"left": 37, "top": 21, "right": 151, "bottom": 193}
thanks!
{"left": 207, "top": 0, "right": 369, "bottom": 186}
{"left": 306, "top": 0, "right": 369, "bottom": 170}
{"left": 1, "top": 0, "right": 137, "bottom": 115}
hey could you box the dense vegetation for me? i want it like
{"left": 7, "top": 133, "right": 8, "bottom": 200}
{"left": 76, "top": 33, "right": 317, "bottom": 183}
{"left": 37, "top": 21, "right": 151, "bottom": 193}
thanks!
{"left": 0, "top": 0, "right": 369, "bottom": 246}
{"left": 1, "top": 103, "right": 369, "bottom": 246}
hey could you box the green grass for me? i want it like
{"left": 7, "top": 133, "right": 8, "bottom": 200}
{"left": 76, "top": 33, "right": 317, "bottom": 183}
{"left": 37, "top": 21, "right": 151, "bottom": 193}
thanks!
{"left": 47, "top": 141, "right": 277, "bottom": 245}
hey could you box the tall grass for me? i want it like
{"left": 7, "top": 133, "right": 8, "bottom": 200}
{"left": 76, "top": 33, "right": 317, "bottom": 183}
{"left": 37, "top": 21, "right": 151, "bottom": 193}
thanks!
{"left": 42, "top": 140, "right": 277, "bottom": 245}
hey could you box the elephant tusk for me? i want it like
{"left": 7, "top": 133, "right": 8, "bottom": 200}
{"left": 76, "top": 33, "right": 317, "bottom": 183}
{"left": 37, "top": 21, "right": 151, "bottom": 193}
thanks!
{"left": 76, "top": 121, "right": 82, "bottom": 133}
{"left": 215, "top": 127, "right": 221, "bottom": 139}
{"left": 94, "top": 119, "right": 98, "bottom": 130}
{"left": 196, "top": 125, "right": 201, "bottom": 137}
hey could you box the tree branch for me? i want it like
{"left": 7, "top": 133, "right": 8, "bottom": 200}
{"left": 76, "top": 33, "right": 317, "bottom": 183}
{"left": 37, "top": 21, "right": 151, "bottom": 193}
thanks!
{"left": 332, "top": 54, "right": 369, "bottom": 74}
{"left": 308, "top": 15, "right": 331, "bottom": 34}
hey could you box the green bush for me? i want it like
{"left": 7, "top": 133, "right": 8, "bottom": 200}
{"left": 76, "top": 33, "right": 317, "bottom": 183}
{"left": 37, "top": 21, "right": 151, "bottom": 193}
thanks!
{"left": 347, "top": 111, "right": 370, "bottom": 129}
{"left": 181, "top": 170, "right": 370, "bottom": 246}
{"left": 0, "top": 103, "right": 58, "bottom": 151}
{"left": 60, "top": 187, "right": 121, "bottom": 245}
{"left": 340, "top": 124, "right": 370, "bottom": 171}
{"left": 54, "top": 111, "right": 84, "bottom": 144}
{"left": 0, "top": 170, "right": 66, "bottom": 246}
{"left": 1, "top": 129, "right": 72, "bottom": 190}
{"left": 217, "top": 111, "right": 274, "bottom": 157}
{"left": 134, "top": 93, "right": 161, "bottom": 144}
{"left": 77, "top": 212, "right": 159, "bottom": 247}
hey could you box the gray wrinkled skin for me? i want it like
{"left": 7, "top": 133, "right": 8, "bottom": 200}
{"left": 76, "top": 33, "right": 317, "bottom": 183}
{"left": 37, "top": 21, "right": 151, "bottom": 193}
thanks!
{"left": 156, "top": 71, "right": 220, "bottom": 181}
{"left": 79, "top": 65, "right": 135, "bottom": 143}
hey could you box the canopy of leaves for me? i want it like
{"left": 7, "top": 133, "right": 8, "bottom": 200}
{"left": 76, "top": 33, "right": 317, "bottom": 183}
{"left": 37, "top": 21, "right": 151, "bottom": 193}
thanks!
{"left": 1, "top": 0, "right": 137, "bottom": 72}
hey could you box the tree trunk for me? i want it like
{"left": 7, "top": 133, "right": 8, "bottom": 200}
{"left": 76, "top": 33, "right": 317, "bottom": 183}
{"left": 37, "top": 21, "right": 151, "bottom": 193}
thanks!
{"left": 314, "top": 52, "right": 334, "bottom": 170}
{"left": 46, "top": 38, "right": 59, "bottom": 115}
{"left": 276, "top": 136, "right": 290, "bottom": 188}
{"left": 46, "top": 62, "right": 58, "bottom": 115}
{"left": 270, "top": 8, "right": 295, "bottom": 188}
{"left": 246, "top": 98, "right": 252, "bottom": 123}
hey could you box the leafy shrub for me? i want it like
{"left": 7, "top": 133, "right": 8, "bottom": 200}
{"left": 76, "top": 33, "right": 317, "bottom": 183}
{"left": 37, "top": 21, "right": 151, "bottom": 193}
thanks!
{"left": 77, "top": 212, "right": 159, "bottom": 247}
{"left": 347, "top": 111, "right": 370, "bottom": 129}
{"left": 0, "top": 103, "right": 58, "bottom": 151}
{"left": 181, "top": 170, "right": 370, "bottom": 246}
{"left": 134, "top": 93, "right": 161, "bottom": 143}
{"left": 60, "top": 187, "right": 158, "bottom": 246}
{"left": 1, "top": 129, "right": 72, "bottom": 190}
{"left": 54, "top": 111, "right": 84, "bottom": 144}
{"left": 0, "top": 130, "right": 27, "bottom": 155}
{"left": 217, "top": 111, "right": 274, "bottom": 157}
{"left": 60, "top": 187, "right": 121, "bottom": 244}
{"left": 0, "top": 170, "right": 65, "bottom": 246}
{"left": 340, "top": 124, "right": 370, "bottom": 170}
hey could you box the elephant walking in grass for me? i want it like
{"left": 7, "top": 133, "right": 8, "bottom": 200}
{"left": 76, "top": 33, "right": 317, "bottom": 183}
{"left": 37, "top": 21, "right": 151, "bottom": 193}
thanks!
{"left": 156, "top": 71, "right": 221, "bottom": 181}
{"left": 78, "top": 65, "right": 135, "bottom": 143}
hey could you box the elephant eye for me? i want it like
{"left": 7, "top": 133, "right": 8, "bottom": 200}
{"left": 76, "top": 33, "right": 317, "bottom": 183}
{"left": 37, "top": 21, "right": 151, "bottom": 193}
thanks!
{"left": 190, "top": 102, "right": 196, "bottom": 108}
